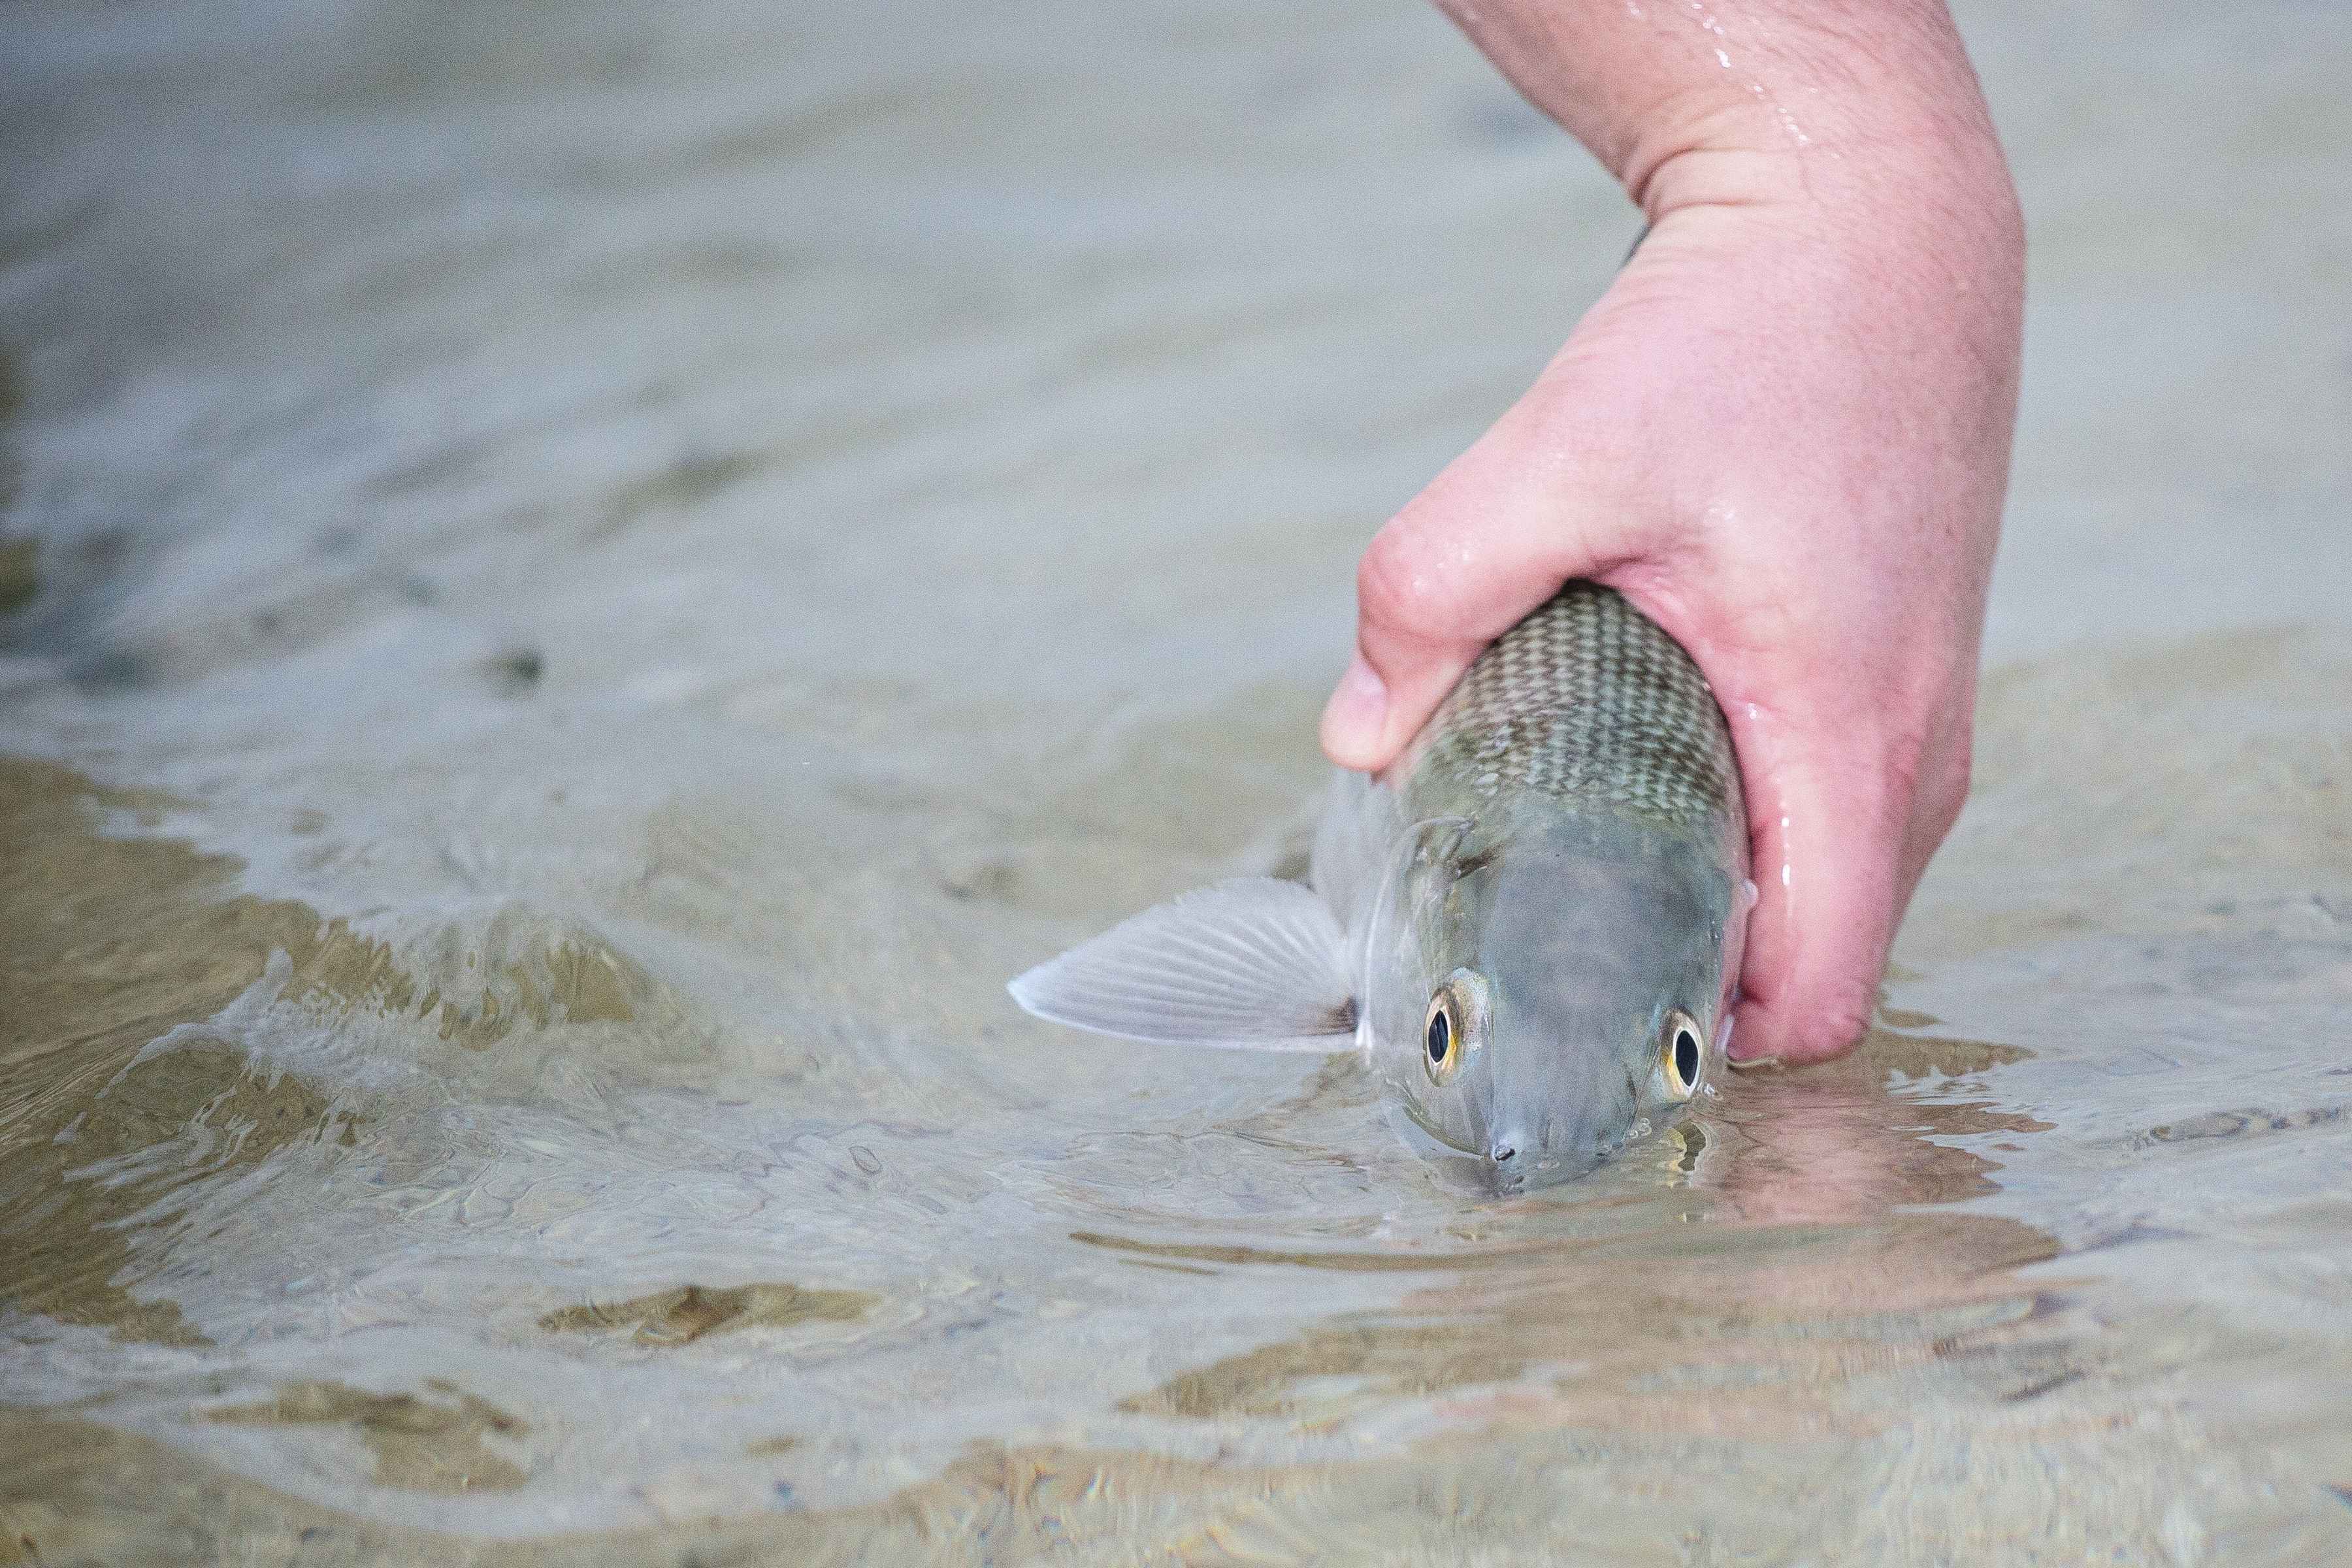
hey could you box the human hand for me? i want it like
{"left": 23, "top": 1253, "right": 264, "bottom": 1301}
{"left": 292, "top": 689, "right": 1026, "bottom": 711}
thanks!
{"left": 1320, "top": 0, "right": 2025, "bottom": 1064}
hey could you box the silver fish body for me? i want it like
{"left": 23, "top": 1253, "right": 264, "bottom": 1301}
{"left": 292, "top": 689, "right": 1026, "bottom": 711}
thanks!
{"left": 1011, "top": 581, "right": 1752, "bottom": 1191}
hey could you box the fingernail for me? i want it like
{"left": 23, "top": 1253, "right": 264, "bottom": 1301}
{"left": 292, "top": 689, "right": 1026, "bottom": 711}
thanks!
{"left": 1319, "top": 655, "right": 1388, "bottom": 764}
{"left": 1723, "top": 1001, "right": 1767, "bottom": 1063}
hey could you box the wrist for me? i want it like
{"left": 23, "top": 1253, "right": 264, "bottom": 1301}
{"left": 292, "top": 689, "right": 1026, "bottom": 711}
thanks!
{"left": 1635, "top": 116, "right": 2022, "bottom": 278}
{"left": 1439, "top": 2, "right": 2021, "bottom": 275}
{"left": 1635, "top": 135, "right": 2025, "bottom": 373}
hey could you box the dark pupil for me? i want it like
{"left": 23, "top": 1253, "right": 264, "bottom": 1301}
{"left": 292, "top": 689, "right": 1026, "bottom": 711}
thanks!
{"left": 1425, "top": 1006, "right": 1451, "bottom": 1064}
{"left": 1674, "top": 1027, "right": 1699, "bottom": 1085}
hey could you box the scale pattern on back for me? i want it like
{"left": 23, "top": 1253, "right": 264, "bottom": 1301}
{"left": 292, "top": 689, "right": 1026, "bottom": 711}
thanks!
{"left": 1410, "top": 581, "right": 1739, "bottom": 828}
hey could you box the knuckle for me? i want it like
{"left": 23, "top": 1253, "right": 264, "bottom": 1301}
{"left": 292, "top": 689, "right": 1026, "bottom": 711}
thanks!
{"left": 1805, "top": 975, "right": 1880, "bottom": 1058}
{"left": 1878, "top": 716, "right": 1973, "bottom": 843}
{"left": 1353, "top": 529, "right": 1447, "bottom": 640}
{"left": 1899, "top": 706, "right": 1976, "bottom": 844}
{"left": 1878, "top": 725, "right": 1930, "bottom": 808}
{"left": 1922, "top": 747, "right": 1972, "bottom": 837}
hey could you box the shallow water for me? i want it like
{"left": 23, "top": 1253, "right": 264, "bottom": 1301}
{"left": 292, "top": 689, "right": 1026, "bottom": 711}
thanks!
{"left": 3, "top": 0, "right": 2351, "bottom": 1561}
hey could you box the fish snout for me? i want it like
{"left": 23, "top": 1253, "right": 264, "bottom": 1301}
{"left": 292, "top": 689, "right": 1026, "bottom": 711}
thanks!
{"left": 1484, "top": 1125, "right": 1574, "bottom": 1191}
{"left": 1482, "top": 1137, "right": 1524, "bottom": 1194}
{"left": 1481, "top": 1097, "right": 1627, "bottom": 1188}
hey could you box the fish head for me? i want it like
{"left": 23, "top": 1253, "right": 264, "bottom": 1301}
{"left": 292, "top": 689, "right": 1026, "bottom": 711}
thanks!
{"left": 1367, "top": 808, "right": 1744, "bottom": 1191}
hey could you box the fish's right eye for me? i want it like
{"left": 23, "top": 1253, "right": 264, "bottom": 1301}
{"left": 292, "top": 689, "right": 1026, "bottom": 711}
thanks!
{"left": 1660, "top": 1010, "right": 1705, "bottom": 1100}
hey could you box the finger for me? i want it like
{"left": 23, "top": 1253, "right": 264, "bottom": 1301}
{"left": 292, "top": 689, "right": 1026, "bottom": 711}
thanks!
{"left": 1725, "top": 698, "right": 1914, "bottom": 1066}
{"left": 1318, "top": 399, "right": 1627, "bottom": 774}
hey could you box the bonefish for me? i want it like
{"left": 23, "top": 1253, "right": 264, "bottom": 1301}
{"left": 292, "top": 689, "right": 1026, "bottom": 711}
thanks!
{"left": 1011, "top": 582, "right": 1754, "bottom": 1190}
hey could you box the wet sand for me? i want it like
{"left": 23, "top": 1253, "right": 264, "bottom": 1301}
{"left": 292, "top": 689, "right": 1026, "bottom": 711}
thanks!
{"left": 3, "top": 0, "right": 2351, "bottom": 1561}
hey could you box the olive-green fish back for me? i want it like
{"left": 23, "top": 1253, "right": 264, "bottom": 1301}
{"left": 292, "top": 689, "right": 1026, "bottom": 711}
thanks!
{"left": 1410, "top": 581, "right": 1739, "bottom": 829}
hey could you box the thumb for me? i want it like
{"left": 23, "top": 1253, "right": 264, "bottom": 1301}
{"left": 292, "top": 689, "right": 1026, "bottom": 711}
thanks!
{"left": 1320, "top": 397, "right": 1633, "bottom": 773}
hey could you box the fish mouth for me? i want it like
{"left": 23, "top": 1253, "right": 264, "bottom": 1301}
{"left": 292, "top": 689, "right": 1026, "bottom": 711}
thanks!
{"left": 1380, "top": 1104, "right": 1631, "bottom": 1195}
{"left": 1382, "top": 1100, "right": 1614, "bottom": 1194}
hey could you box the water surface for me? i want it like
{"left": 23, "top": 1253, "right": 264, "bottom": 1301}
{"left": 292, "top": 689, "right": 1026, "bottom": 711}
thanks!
{"left": 3, "top": 0, "right": 2351, "bottom": 1561}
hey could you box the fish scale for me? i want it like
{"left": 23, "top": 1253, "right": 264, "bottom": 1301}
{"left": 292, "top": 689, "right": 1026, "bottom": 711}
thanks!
{"left": 1409, "top": 581, "right": 1740, "bottom": 830}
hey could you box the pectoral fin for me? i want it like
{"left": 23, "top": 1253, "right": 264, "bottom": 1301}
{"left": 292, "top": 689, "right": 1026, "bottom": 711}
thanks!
{"left": 1309, "top": 768, "right": 1401, "bottom": 931}
{"left": 1007, "top": 878, "right": 1356, "bottom": 1051}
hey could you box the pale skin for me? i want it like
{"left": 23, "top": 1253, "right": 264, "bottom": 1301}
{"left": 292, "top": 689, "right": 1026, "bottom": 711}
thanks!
{"left": 1321, "top": 0, "right": 2025, "bottom": 1065}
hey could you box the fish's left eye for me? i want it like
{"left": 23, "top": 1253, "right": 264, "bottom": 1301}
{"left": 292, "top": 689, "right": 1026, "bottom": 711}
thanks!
{"left": 1661, "top": 1011, "right": 1705, "bottom": 1100}
{"left": 1423, "top": 970, "right": 1488, "bottom": 1086}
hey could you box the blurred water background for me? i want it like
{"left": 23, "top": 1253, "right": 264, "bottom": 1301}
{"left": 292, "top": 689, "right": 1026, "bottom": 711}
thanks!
{"left": 2, "top": 0, "right": 2350, "bottom": 1561}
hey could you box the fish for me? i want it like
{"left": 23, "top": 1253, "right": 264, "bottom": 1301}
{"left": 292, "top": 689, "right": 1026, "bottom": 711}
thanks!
{"left": 1009, "top": 581, "right": 1754, "bottom": 1190}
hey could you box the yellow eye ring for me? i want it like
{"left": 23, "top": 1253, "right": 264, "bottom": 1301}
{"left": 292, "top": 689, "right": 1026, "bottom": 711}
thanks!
{"left": 1661, "top": 1011, "right": 1705, "bottom": 1100}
